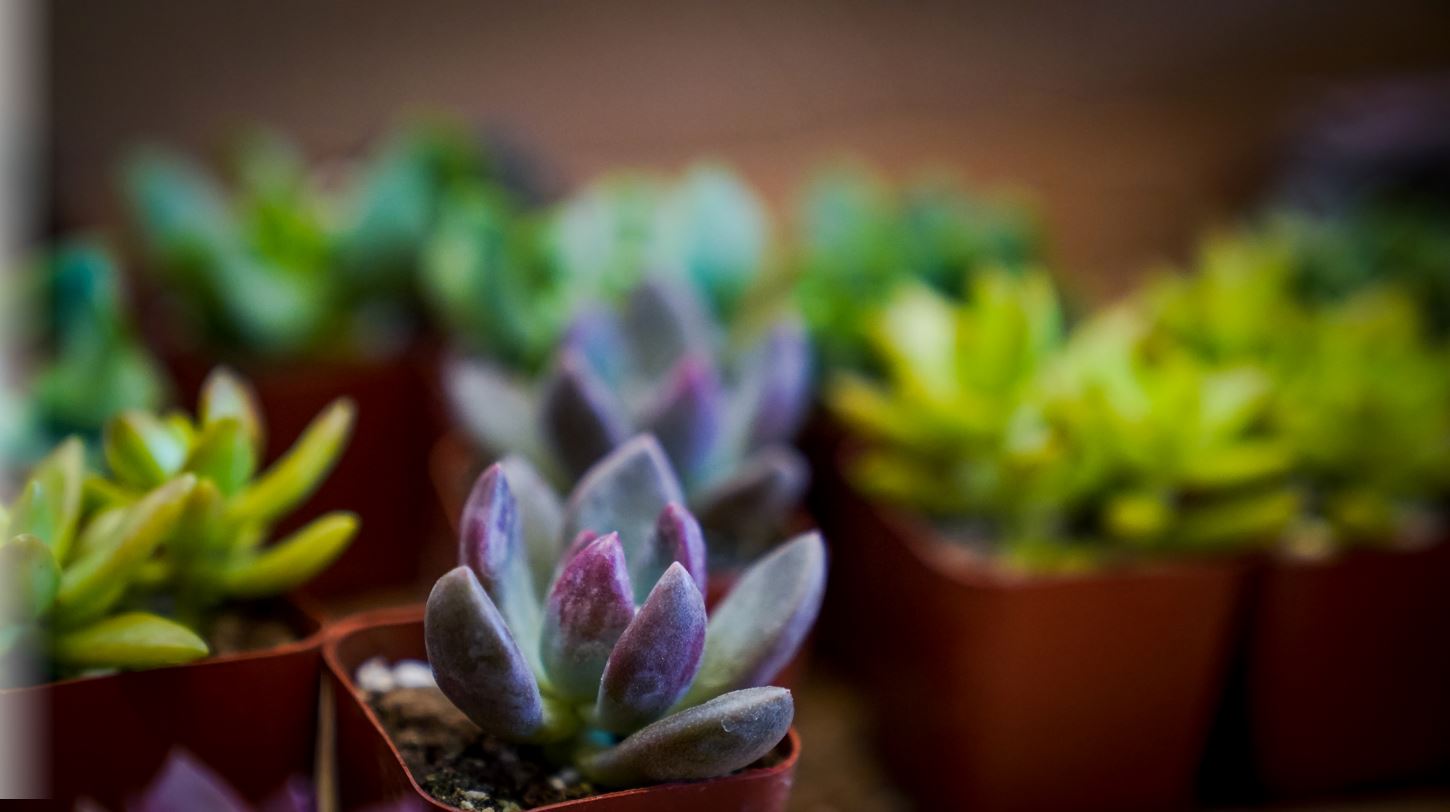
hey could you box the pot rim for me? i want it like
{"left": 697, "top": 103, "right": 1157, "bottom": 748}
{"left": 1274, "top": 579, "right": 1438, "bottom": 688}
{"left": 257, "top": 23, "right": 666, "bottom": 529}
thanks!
{"left": 322, "top": 608, "right": 802, "bottom": 811}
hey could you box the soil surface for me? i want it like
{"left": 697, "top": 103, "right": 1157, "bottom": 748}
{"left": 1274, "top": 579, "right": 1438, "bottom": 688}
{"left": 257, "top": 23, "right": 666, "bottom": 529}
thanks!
{"left": 205, "top": 603, "right": 301, "bottom": 655}
{"left": 369, "top": 685, "right": 596, "bottom": 811}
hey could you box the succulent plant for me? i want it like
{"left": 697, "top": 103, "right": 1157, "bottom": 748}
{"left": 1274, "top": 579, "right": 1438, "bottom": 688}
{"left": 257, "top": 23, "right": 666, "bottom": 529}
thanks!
{"left": 832, "top": 270, "right": 1298, "bottom": 571}
{"left": 447, "top": 278, "right": 811, "bottom": 560}
{"left": 1, "top": 439, "right": 206, "bottom": 683}
{"left": 425, "top": 436, "right": 826, "bottom": 787}
{"left": 0, "top": 240, "right": 169, "bottom": 466}
{"left": 116, "top": 748, "right": 314, "bottom": 812}
{"left": 792, "top": 164, "right": 1042, "bottom": 372}
{"left": 96, "top": 367, "right": 358, "bottom": 618}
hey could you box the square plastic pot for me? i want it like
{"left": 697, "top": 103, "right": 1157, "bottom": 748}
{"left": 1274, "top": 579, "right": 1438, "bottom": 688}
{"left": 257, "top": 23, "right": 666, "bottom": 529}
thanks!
{"left": 811, "top": 456, "right": 1246, "bottom": 812}
{"left": 324, "top": 608, "right": 802, "bottom": 812}
{"left": 1229, "top": 540, "right": 1450, "bottom": 797}
{"left": 167, "top": 349, "right": 444, "bottom": 606}
{"left": 1, "top": 634, "right": 324, "bottom": 806}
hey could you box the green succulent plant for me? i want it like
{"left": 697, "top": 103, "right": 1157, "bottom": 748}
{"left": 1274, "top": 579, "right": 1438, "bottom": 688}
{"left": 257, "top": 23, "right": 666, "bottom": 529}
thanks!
{"left": 1, "top": 439, "right": 207, "bottom": 683}
{"left": 832, "top": 270, "right": 1298, "bottom": 571}
{"left": 96, "top": 367, "right": 359, "bottom": 619}
{"left": 0, "top": 240, "right": 169, "bottom": 465}
{"left": 792, "top": 164, "right": 1042, "bottom": 372}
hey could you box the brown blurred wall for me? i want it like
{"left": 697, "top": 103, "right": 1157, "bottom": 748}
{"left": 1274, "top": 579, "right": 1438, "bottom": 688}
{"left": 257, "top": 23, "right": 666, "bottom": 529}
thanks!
{"left": 46, "top": 0, "right": 1450, "bottom": 299}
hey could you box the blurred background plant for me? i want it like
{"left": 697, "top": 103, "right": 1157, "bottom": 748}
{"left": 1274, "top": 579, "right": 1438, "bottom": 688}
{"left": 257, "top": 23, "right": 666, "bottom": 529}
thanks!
{"left": 791, "top": 164, "right": 1043, "bottom": 374}
{"left": 0, "top": 239, "right": 169, "bottom": 470}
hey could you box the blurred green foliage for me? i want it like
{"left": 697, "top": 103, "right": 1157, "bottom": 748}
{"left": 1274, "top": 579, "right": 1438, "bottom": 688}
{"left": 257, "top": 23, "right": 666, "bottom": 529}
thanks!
{"left": 1, "top": 240, "right": 169, "bottom": 466}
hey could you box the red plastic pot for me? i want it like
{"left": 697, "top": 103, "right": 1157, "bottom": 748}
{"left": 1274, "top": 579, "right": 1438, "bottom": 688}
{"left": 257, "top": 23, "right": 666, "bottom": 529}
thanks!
{"left": 324, "top": 609, "right": 801, "bottom": 811}
{"left": 811, "top": 452, "right": 1246, "bottom": 812}
{"left": 1, "top": 632, "right": 324, "bottom": 806}
{"left": 1230, "top": 540, "right": 1450, "bottom": 797}
{"left": 167, "top": 349, "right": 444, "bottom": 606}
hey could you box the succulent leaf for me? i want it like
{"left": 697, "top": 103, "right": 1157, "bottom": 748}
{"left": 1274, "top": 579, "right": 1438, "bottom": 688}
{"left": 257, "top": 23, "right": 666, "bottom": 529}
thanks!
{"left": 55, "top": 475, "right": 197, "bottom": 626}
{"left": 19, "top": 438, "right": 85, "bottom": 561}
{"left": 458, "top": 465, "right": 541, "bottom": 661}
{"left": 105, "top": 411, "right": 189, "bottom": 489}
{"left": 132, "top": 749, "right": 251, "bottom": 812}
{"left": 640, "top": 356, "right": 723, "bottom": 488}
{"left": 638, "top": 502, "right": 707, "bottom": 601}
{"left": 563, "top": 436, "right": 685, "bottom": 591}
{"left": 540, "top": 352, "right": 631, "bottom": 481}
{"left": 185, "top": 418, "right": 257, "bottom": 498}
{"left": 199, "top": 367, "right": 265, "bottom": 457}
{"left": 540, "top": 533, "right": 635, "bottom": 700}
{"left": 596, "top": 563, "right": 706, "bottom": 733}
{"left": 52, "top": 611, "right": 208, "bottom": 670}
{"left": 738, "top": 321, "right": 812, "bottom": 450}
{"left": 498, "top": 455, "right": 565, "bottom": 595}
{"left": 684, "top": 532, "right": 826, "bottom": 705}
{"left": 622, "top": 280, "right": 714, "bottom": 381}
{"left": 226, "top": 399, "right": 354, "bottom": 524}
{"left": 581, "top": 686, "right": 793, "bottom": 787}
{"left": 446, "top": 358, "right": 547, "bottom": 464}
{"left": 0, "top": 535, "right": 60, "bottom": 622}
{"left": 221, "top": 512, "right": 358, "bottom": 597}
{"left": 425, "top": 566, "right": 557, "bottom": 741}
{"left": 691, "top": 447, "right": 809, "bottom": 555}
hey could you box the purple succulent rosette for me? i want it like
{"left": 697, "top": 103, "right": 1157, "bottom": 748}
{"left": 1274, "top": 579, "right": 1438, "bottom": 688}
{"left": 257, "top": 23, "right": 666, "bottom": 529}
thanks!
{"left": 446, "top": 278, "right": 812, "bottom": 562}
{"left": 424, "top": 436, "right": 827, "bottom": 787}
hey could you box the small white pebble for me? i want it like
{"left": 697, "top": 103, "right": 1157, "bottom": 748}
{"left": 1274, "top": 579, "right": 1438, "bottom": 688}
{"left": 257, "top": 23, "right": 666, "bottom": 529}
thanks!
{"left": 547, "top": 776, "right": 566, "bottom": 791}
{"left": 463, "top": 790, "right": 491, "bottom": 801}
{"left": 556, "top": 768, "right": 581, "bottom": 785}
{"left": 459, "top": 801, "right": 475, "bottom": 811}
{"left": 355, "top": 657, "right": 395, "bottom": 693}
{"left": 392, "top": 659, "right": 436, "bottom": 689}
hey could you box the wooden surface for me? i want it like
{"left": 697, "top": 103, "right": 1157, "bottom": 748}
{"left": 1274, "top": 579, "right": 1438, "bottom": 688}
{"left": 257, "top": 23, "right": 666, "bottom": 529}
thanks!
{"left": 45, "top": 0, "right": 1450, "bottom": 298}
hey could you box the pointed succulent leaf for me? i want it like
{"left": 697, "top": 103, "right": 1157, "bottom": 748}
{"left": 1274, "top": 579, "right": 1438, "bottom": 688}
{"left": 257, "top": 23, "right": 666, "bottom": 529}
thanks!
{"left": 564, "top": 436, "right": 685, "bottom": 591}
{"left": 458, "top": 465, "right": 540, "bottom": 658}
{"left": 541, "top": 533, "right": 635, "bottom": 701}
{"left": 498, "top": 455, "right": 565, "bottom": 595}
{"left": 199, "top": 367, "right": 265, "bottom": 457}
{"left": 738, "top": 321, "right": 812, "bottom": 450}
{"left": 445, "top": 359, "right": 547, "bottom": 464}
{"left": 636, "top": 502, "right": 707, "bottom": 601}
{"left": 561, "top": 307, "right": 630, "bottom": 387}
{"left": 105, "top": 410, "right": 190, "bottom": 489}
{"left": 692, "top": 447, "right": 809, "bottom": 556}
{"left": 555, "top": 529, "right": 599, "bottom": 582}
{"left": 133, "top": 749, "right": 251, "bottom": 812}
{"left": 581, "top": 687, "right": 793, "bottom": 786}
{"left": 185, "top": 418, "right": 257, "bottom": 497}
{"left": 227, "top": 399, "right": 354, "bottom": 524}
{"left": 622, "top": 280, "right": 713, "bottom": 382}
{"left": 640, "top": 356, "right": 723, "bottom": 488}
{"left": 52, "top": 611, "right": 209, "bottom": 670}
{"left": 597, "top": 563, "right": 707, "bottom": 733}
{"left": 221, "top": 512, "right": 358, "bottom": 598}
{"left": 0, "top": 535, "right": 60, "bottom": 622}
{"left": 21, "top": 438, "right": 85, "bottom": 560}
{"left": 540, "top": 352, "right": 631, "bottom": 481}
{"left": 55, "top": 475, "right": 197, "bottom": 625}
{"left": 684, "top": 532, "right": 826, "bottom": 704}
{"left": 425, "top": 567, "right": 560, "bottom": 741}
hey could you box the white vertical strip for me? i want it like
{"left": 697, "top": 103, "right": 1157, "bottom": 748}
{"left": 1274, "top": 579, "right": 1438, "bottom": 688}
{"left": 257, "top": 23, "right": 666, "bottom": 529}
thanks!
{"left": 0, "top": 0, "right": 45, "bottom": 800}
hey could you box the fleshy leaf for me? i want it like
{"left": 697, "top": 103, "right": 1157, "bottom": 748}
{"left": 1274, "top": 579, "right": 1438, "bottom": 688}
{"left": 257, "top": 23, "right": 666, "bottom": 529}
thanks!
{"left": 564, "top": 436, "right": 685, "bottom": 592}
{"left": 20, "top": 438, "right": 85, "bottom": 560}
{"left": 621, "top": 280, "right": 713, "bottom": 382}
{"left": 445, "top": 359, "right": 547, "bottom": 465}
{"left": 539, "top": 352, "right": 630, "bottom": 481}
{"left": 683, "top": 532, "right": 826, "bottom": 705}
{"left": 636, "top": 503, "right": 707, "bottom": 602}
{"left": 0, "top": 535, "right": 60, "bottom": 622}
{"left": 105, "top": 411, "right": 190, "bottom": 490}
{"left": 692, "top": 447, "right": 809, "bottom": 556}
{"left": 458, "top": 465, "right": 540, "bottom": 661}
{"left": 596, "top": 563, "right": 707, "bottom": 733}
{"left": 425, "top": 567, "right": 564, "bottom": 741}
{"left": 221, "top": 512, "right": 358, "bottom": 597}
{"left": 561, "top": 307, "right": 630, "bottom": 387}
{"left": 540, "top": 533, "right": 635, "bottom": 701}
{"left": 581, "top": 687, "right": 793, "bottom": 786}
{"left": 498, "top": 455, "right": 565, "bottom": 595}
{"left": 132, "top": 749, "right": 251, "bottom": 812}
{"left": 227, "top": 399, "right": 354, "bottom": 524}
{"left": 199, "top": 367, "right": 265, "bottom": 458}
{"left": 55, "top": 475, "right": 197, "bottom": 626}
{"left": 186, "top": 418, "right": 257, "bottom": 498}
{"left": 640, "top": 356, "right": 723, "bottom": 488}
{"left": 52, "top": 612, "right": 209, "bottom": 670}
{"left": 738, "top": 321, "right": 812, "bottom": 450}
